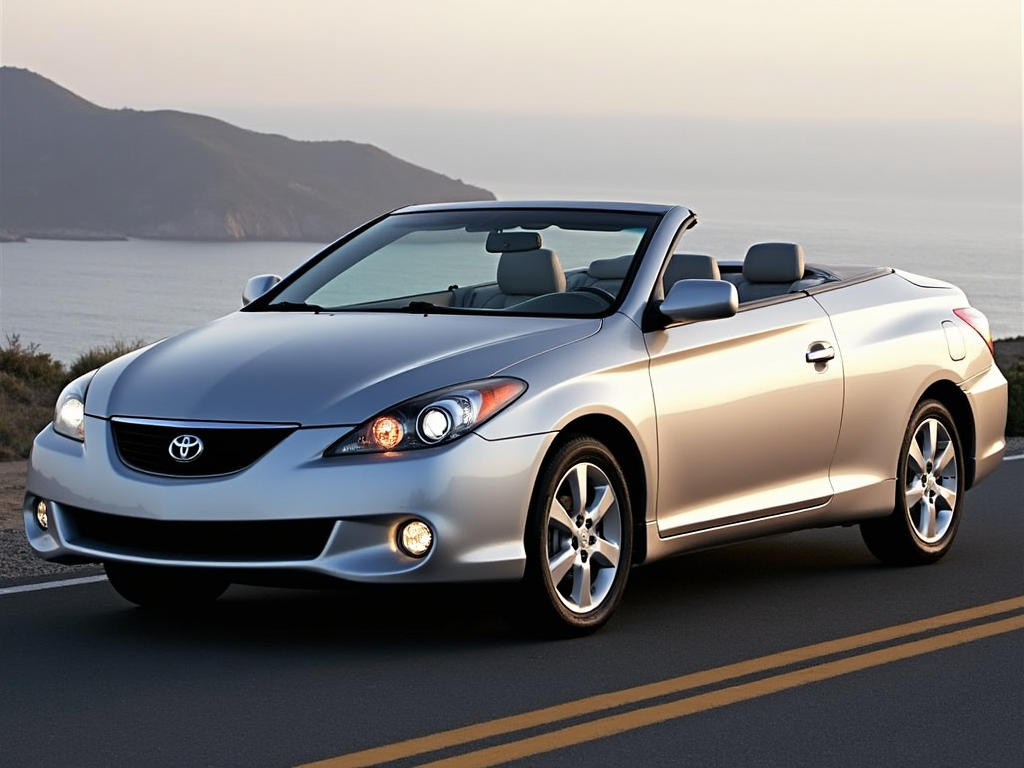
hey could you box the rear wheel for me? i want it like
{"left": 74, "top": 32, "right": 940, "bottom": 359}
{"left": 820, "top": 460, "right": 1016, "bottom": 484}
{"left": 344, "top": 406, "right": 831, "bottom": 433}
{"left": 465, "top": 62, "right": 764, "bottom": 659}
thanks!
{"left": 861, "top": 400, "right": 964, "bottom": 565}
{"left": 105, "top": 562, "right": 229, "bottom": 608}
{"left": 516, "top": 436, "right": 633, "bottom": 636}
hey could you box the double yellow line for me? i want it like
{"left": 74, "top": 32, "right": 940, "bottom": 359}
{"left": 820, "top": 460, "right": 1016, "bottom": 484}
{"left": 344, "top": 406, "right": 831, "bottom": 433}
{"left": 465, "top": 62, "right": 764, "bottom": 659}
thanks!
{"left": 299, "top": 596, "right": 1024, "bottom": 768}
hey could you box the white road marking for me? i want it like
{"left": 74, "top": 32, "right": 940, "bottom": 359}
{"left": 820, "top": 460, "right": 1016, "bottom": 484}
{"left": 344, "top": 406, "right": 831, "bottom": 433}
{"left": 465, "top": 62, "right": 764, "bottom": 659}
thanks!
{"left": 0, "top": 574, "right": 107, "bottom": 596}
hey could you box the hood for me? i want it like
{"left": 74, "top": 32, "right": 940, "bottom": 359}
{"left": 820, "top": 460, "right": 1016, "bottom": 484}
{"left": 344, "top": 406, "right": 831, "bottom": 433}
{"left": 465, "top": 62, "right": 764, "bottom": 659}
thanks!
{"left": 86, "top": 311, "right": 600, "bottom": 426}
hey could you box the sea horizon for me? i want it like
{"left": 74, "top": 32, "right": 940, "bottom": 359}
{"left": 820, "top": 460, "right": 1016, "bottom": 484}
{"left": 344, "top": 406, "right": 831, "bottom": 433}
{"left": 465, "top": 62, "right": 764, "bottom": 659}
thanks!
{"left": 1, "top": 186, "right": 1021, "bottom": 365}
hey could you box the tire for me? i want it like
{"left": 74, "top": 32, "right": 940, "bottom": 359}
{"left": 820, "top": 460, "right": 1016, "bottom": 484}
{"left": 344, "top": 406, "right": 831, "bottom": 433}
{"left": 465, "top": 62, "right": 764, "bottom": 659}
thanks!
{"left": 105, "top": 561, "right": 229, "bottom": 609}
{"left": 516, "top": 436, "right": 633, "bottom": 636}
{"left": 861, "top": 400, "right": 964, "bottom": 565}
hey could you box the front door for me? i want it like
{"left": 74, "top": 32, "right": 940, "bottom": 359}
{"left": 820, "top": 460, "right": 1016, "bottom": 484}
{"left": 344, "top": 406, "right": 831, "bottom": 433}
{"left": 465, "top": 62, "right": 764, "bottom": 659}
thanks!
{"left": 646, "top": 295, "right": 844, "bottom": 537}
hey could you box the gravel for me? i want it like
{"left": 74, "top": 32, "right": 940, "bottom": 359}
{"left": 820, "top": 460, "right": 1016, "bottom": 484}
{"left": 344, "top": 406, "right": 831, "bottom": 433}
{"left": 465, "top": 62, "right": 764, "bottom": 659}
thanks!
{"left": 0, "top": 530, "right": 102, "bottom": 583}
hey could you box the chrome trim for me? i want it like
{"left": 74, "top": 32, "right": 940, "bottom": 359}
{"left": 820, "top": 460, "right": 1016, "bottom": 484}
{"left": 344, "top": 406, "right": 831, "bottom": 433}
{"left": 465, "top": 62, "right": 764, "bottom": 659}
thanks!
{"left": 110, "top": 417, "right": 303, "bottom": 430}
{"left": 806, "top": 342, "right": 836, "bottom": 364}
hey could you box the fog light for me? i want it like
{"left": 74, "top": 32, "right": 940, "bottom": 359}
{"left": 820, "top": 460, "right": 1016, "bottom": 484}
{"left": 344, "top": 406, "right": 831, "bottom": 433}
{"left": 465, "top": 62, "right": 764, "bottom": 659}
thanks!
{"left": 35, "top": 500, "right": 49, "bottom": 530}
{"left": 398, "top": 520, "right": 433, "bottom": 558}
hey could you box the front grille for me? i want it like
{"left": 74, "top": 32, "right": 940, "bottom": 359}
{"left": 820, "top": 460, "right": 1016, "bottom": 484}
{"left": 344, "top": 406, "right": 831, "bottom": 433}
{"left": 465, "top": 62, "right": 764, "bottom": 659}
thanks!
{"left": 63, "top": 506, "right": 336, "bottom": 561}
{"left": 111, "top": 419, "right": 297, "bottom": 477}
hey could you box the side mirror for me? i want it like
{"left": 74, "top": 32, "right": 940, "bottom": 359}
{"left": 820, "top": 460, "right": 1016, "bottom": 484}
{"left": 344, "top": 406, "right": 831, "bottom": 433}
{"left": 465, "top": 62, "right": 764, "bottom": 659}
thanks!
{"left": 659, "top": 279, "right": 738, "bottom": 323}
{"left": 242, "top": 274, "right": 281, "bottom": 306}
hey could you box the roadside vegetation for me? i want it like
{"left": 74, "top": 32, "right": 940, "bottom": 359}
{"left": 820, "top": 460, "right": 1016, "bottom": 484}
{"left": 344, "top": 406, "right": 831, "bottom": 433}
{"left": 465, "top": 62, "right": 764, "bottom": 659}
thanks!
{"left": 0, "top": 336, "right": 144, "bottom": 460}
{"left": 1, "top": 334, "right": 1022, "bottom": 461}
{"left": 993, "top": 336, "right": 1024, "bottom": 438}
{"left": 1005, "top": 363, "right": 1024, "bottom": 437}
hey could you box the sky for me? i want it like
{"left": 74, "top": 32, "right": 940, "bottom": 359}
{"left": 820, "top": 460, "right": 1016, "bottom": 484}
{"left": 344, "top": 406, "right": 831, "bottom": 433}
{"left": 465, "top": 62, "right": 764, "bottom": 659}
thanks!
{"left": 1, "top": 0, "right": 1021, "bottom": 200}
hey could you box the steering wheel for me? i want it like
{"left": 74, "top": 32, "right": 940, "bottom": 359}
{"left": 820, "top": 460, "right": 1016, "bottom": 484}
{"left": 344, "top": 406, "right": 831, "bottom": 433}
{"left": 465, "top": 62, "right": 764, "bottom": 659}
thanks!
{"left": 574, "top": 286, "right": 616, "bottom": 304}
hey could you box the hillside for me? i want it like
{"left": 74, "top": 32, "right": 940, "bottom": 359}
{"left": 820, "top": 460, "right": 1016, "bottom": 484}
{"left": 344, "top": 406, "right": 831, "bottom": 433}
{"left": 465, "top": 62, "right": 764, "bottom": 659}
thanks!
{"left": 0, "top": 68, "right": 493, "bottom": 241}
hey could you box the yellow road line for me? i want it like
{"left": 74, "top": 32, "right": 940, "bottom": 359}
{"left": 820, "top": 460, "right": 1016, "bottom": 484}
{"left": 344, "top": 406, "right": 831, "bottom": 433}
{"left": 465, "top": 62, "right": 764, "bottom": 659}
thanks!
{"left": 298, "top": 596, "right": 1024, "bottom": 768}
{"left": 420, "top": 613, "right": 1024, "bottom": 768}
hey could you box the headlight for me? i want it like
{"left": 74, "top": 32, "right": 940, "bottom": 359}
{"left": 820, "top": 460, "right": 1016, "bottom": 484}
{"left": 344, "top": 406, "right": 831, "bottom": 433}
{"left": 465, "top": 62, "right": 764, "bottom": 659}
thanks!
{"left": 53, "top": 371, "right": 96, "bottom": 442}
{"left": 326, "top": 378, "right": 527, "bottom": 455}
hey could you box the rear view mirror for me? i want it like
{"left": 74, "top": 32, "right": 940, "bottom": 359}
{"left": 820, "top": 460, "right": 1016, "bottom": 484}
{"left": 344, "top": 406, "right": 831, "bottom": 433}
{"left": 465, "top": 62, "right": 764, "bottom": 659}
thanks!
{"left": 485, "top": 231, "right": 543, "bottom": 253}
{"left": 242, "top": 274, "right": 281, "bottom": 306}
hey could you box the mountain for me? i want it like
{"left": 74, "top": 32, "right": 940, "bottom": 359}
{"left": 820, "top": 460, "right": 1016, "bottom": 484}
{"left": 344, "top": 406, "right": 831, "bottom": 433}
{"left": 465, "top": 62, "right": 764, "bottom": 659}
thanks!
{"left": 0, "top": 68, "right": 493, "bottom": 242}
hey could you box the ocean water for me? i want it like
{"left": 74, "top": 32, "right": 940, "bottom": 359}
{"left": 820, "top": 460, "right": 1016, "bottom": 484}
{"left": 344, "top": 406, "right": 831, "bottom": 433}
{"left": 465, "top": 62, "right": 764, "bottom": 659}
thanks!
{"left": 0, "top": 240, "right": 316, "bottom": 364}
{"left": 0, "top": 189, "right": 1020, "bottom": 365}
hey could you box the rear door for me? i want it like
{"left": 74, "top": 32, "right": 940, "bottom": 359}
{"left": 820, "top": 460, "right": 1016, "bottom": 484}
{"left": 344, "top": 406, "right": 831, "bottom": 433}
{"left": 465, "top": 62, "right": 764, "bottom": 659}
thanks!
{"left": 646, "top": 295, "right": 844, "bottom": 537}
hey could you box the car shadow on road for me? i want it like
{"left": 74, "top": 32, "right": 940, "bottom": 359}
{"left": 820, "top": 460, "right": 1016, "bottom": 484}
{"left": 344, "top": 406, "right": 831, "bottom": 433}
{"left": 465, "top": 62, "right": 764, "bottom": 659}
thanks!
{"left": 88, "top": 527, "right": 890, "bottom": 650}
{"left": 97, "top": 580, "right": 519, "bottom": 648}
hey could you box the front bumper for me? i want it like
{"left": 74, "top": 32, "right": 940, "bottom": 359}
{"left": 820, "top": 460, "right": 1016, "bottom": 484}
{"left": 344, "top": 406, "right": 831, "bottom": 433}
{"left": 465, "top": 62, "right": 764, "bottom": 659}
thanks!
{"left": 25, "top": 417, "right": 552, "bottom": 583}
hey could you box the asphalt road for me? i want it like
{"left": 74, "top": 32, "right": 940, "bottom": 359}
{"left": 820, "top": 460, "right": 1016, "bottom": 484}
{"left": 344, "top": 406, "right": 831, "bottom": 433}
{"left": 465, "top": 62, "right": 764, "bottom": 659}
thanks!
{"left": 2, "top": 460, "right": 1021, "bottom": 768}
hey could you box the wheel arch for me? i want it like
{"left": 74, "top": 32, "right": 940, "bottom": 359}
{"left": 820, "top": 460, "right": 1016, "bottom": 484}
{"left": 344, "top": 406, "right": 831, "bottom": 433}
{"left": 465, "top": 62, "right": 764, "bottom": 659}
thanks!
{"left": 544, "top": 414, "right": 649, "bottom": 565}
{"left": 917, "top": 380, "right": 977, "bottom": 489}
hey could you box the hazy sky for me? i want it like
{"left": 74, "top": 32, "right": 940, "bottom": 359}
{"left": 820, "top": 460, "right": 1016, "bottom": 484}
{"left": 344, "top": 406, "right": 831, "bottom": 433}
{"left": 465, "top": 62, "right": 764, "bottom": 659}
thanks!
{"left": 2, "top": 0, "right": 1021, "bottom": 199}
{"left": 3, "top": 0, "right": 1020, "bottom": 121}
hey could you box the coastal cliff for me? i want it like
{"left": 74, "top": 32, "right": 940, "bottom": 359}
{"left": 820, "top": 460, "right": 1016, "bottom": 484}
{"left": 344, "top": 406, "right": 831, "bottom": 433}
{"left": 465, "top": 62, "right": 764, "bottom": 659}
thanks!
{"left": 0, "top": 68, "right": 494, "bottom": 242}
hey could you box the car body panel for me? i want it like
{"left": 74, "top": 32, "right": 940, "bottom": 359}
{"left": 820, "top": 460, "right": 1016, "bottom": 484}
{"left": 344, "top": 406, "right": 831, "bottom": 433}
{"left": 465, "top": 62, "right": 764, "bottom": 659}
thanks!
{"left": 86, "top": 312, "right": 600, "bottom": 426}
{"left": 961, "top": 364, "right": 1011, "bottom": 482}
{"left": 481, "top": 312, "right": 660, "bottom": 522}
{"left": 646, "top": 294, "right": 843, "bottom": 536}
{"left": 810, "top": 272, "right": 1005, "bottom": 494}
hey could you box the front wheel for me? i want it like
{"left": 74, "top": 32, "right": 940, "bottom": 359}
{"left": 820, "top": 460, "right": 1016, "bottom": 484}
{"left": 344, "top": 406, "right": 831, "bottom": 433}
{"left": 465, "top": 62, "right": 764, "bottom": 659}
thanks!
{"left": 861, "top": 400, "right": 965, "bottom": 565}
{"left": 516, "top": 436, "right": 633, "bottom": 636}
{"left": 105, "top": 561, "right": 229, "bottom": 609}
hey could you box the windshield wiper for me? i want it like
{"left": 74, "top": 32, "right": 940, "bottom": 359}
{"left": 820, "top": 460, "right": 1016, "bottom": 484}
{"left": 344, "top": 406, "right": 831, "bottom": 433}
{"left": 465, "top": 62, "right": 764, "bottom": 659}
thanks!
{"left": 262, "top": 301, "right": 325, "bottom": 313}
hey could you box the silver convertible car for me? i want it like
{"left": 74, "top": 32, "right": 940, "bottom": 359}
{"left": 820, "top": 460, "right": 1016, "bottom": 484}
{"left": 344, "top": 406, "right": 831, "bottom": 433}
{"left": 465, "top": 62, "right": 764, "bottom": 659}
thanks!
{"left": 25, "top": 201, "right": 1008, "bottom": 635}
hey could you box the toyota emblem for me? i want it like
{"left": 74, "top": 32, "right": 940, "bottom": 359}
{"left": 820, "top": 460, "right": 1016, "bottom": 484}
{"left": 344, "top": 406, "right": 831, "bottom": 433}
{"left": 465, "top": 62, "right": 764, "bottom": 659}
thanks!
{"left": 168, "top": 434, "right": 204, "bottom": 463}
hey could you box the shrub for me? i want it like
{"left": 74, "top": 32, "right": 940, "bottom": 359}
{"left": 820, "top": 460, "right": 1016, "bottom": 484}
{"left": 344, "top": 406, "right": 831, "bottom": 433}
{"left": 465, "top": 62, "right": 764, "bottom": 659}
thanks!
{"left": 68, "top": 338, "right": 146, "bottom": 380}
{"left": 0, "top": 336, "right": 69, "bottom": 460}
{"left": 0, "top": 336, "right": 144, "bottom": 460}
{"left": 1005, "top": 365, "right": 1024, "bottom": 437}
{"left": 0, "top": 336, "right": 66, "bottom": 391}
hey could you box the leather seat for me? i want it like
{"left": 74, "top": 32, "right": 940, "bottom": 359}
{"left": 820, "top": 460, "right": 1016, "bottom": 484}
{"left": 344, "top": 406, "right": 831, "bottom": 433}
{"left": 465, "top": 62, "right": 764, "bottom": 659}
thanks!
{"left": 565, "top": 254, "right": 632, "bottom": 295}
{"left": 662, "top": 253, "right": 721, "bottom": 293}
{"left": 470, "top": 248, "right": 566, "bottom": 308}
{"left": 734, "top": 243, "right": 805, "bottom": 302}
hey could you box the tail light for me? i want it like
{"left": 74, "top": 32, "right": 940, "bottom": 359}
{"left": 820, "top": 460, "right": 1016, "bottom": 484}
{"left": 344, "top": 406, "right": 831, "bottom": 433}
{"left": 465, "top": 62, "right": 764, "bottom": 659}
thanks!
{"left": 953, "top": 307, "right": 994, "bottom": 356}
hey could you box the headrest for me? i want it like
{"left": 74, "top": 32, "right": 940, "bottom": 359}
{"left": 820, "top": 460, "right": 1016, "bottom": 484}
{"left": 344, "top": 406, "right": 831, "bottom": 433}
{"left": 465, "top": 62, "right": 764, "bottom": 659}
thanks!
{"left": 497, "top": 249, "right": 566, "bottom": 295}
{"left": 743, "top": 243, "right": 804, "bottom": 283}
{"left": 587, "top": 254, "right": 633, "bottom": 279}
{"left": 486, "top": 231, "right": 542, "bottom": 253}
{"left": 663, "top": 253, "right": 721, "bottom": 285}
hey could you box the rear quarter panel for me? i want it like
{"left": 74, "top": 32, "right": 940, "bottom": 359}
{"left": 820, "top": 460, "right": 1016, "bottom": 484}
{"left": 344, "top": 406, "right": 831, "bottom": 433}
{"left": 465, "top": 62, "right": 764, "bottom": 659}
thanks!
{"left": 809, "top": 272, "right": 986, "bottom": 519}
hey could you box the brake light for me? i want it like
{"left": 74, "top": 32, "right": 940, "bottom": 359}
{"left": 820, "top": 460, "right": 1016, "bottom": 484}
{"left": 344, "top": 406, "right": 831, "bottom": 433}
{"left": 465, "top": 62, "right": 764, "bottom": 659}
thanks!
{"left": 953, "top": 307, "right": 994, "bottom": 356}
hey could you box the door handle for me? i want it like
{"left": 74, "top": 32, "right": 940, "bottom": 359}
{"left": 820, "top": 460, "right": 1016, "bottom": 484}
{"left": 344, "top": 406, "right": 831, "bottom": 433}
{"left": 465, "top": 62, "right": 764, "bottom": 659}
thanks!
{"left": 806, "top": 342, "right": 835, "bottom": 364}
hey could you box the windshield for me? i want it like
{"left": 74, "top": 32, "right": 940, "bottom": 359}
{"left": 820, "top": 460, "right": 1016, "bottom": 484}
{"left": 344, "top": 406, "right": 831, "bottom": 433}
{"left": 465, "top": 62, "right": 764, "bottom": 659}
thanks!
{"left": 257, "top": 208, "right": 661, "bottom": 316}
